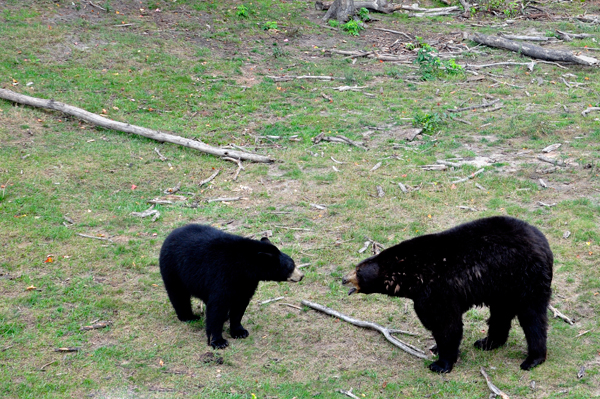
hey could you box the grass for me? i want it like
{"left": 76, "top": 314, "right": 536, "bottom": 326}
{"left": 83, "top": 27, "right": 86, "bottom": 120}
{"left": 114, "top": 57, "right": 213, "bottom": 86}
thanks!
{"left": 1, "top": 0, "right": 600, "bottom": 398}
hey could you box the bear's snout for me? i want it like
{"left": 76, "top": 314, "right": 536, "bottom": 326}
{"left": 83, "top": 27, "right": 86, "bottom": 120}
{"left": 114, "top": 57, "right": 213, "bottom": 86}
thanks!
{"left": 342, "top": 270, "right": 359, "bottom": 295}
{"left": 287, "top": 267, "right": 304, "bottom": 282}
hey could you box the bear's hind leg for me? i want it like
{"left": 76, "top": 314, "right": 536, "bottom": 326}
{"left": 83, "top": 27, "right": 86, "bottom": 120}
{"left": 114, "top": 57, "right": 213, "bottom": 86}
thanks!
{"left": 206, "top": 299, "right": 230, "bottom": 349}
{"left": 475, "top": 305, "right": 515, "bottom": 350}
{"left": 517, "top": 304, "right": 548, "bottom": 370}
{"left": 429, "top": 321, "right": 463, "bottom": 373}
{"left": 229, "top": 295, "right": 251, "bottom": 339}
{"left": 164, "top": 280, "right": 199, "bottom": 322}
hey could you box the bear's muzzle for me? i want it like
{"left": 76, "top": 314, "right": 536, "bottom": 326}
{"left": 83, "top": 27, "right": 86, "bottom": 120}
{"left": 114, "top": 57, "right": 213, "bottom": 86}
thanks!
{"left": 342, "top": 270, "right": 359, "bottom": 295}
{"left": 287, "top": 267, "right": 304, "bottom": 282}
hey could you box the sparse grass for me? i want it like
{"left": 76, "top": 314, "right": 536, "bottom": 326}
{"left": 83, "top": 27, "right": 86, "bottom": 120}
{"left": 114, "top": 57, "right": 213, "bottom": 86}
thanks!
{"left": 1, "top": 0, "right": 600, "bottom": 398}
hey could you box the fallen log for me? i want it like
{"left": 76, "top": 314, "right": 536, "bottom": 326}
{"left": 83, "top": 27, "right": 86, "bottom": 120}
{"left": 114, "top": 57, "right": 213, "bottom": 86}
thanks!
{"left": 0, "top": 88, "right": 274, "bottom": 163}
{"left": 469, "top": 33, "right": 599, "bottom": 66}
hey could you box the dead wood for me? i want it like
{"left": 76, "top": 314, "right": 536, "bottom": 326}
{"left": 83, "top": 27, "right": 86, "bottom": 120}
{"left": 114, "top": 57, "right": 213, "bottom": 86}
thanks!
{"left": 259, "top": 296, "right": 284, "bottom": 305}
{"left": 548, "top": 305, "right": 574, "bottom": 325}
{"left": 222, "top": 157, "right": 244, "bottom": 181}
{"left": 301, "top": 300, "right": 428, "bottom": 359}
{"left": 163, "top": 181, "right": 181, "bottom": 194}
{"left": 372, "top": 27, "right": 412, "bottom": 40}
{"left": 317, "top": 134, "right": 367, "bottom": 150}
{"left": 336, "top": 388, "right": 361, "bottom": 399}
{"left": 40, "top": 361, "right": 58, "bottom": 371}
{"left": 469, "top": 33, "right": 599, "bottom": 66}
{"left": 131, "top": 205, "right": 160, "bottom": 221}
{"left": 466, "top": 61, "right": 535, "bottom": 71}
{"left": 537, "top": 155, "right": 565, "bottom": 167}
{"left": 376, "top": 185, "right": 385, "bottom": 197}
{"left": 279, "top": 302, "right": 303, "bottom": 310}
{"left": 480, "top": 367, "right": 510, "bottom": 399}
{"left": 419, "top": 164, "right": 447, "bottom": 171}
{"left": 582, "top": 107, "right": 600, "bottom": 116}
{"left": 447, "top": 99, "right": 500, "bottom": 113}
{"left": 76, "top": 233, "right": 113, "bottom": 243}
{"left": 555, "top": 30, "right": 595, "bottom": 41}
{"left": 398, "top": 182, "right": 408, "bottom": 193}
{"left": 267, "top": 75, "right": 343, "bottom": 81}
{"left": 80, "top": 321, "right": 112, "bottom": 331}
{"left": 500, "top": 34, "right": 554, "bottom": 42}
{"left": 154, "top": 147, "right": 168, "bottom": 161}
{"left": 542, "top": 143, "right": 561, "bottom": 153}
{"left": 0, "top": 88, "right": 273, "bottom": 163}
{"left": 54, "top": 347, "right": 80, "bottom": 352}
{"left": 207, "top": 197, "right": 242, "bottom": 203}
{"left": 451, "top": 168, "right": 484, "bottom": 184}
{"left": 198, "top": 170, "right": 220, "bottom": 186}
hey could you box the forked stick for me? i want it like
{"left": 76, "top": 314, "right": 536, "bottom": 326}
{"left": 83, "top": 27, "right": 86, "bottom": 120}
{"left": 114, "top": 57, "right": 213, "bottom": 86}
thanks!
{"left": 480, "top": 367, "right": 510, "bottom": 399}
{"left": 301, "top": 300, "right": 429, "bottom": 360}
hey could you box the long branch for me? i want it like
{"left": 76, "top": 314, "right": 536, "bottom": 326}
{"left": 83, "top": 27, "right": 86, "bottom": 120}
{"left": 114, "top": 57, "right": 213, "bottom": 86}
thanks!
{"left": 0, "top": 88, "right": 274, "bottom": 163}
{"left": 301, "top": 300, "right": 429, "bottom": 359}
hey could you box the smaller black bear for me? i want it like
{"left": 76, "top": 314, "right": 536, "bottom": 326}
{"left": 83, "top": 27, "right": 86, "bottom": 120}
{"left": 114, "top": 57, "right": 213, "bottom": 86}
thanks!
{"left": 159, "top": 224, "right": 303, "bottom": 349}
{"left": 342, "top": 216, "right": 553, "bottom": 373}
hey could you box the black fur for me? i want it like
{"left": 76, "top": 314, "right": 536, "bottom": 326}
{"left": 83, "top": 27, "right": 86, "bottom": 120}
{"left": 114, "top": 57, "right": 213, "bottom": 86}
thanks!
{"left": 344, "top": 216, "right": 553, "bottom": 373}
{"left": 159, "top": 224, "right": 301, "bottom": 349}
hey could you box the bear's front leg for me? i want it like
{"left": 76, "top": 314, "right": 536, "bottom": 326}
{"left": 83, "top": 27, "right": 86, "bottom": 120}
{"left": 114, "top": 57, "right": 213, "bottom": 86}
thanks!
{"left": 229, "top": 296, "right": 252, "bottom": 339}
{"left": 205, "top": 300, "right": 230, "bottom": 349}
{"left": 429, "top": 321, "right": 463, "bottom": 373}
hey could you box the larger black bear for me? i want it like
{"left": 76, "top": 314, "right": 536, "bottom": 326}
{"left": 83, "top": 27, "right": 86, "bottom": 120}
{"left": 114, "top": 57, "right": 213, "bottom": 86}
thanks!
{"left": 160, "top": 224, "right": 303, "bottom": 349}
{"left": 343, "top": 216, "right": 553, "bottom": 373}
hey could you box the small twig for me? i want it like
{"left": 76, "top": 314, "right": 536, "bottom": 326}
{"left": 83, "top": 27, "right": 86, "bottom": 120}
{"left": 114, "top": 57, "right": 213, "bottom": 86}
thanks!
{"left": 88, "top": 1, "right": 106, "bottom": 11}
{"left": 480, "top": 367, "right": 510, "bottom": 399}
{"left": 113, "top": 23, "right": 135, "bottom": 27}
{"left": 198, "top": 170, "right": 220, "bottom": 186}
{"left": 2, "top": 345, "right": 14, "bottom": 352}
{"left": 76, "top": 233, "right": 114, "bottom": 243}
{"left": 548, "top": 305, "right": 574, "bottom": 325}
{"left": 451, "top": 168, "right": 484, "bottom": 184}
{"left": 279, "top": 302, "right": 302, "bottom": 310}
{"left": 80, "top": 321, "right": 112, "bottom": 331}
{"left": 310, "top": 203, "right": 327, "bottom": 210}
{"left": 222, "top": 157, "right": 244, "bottom": 181}
{"left": 330, "top": 156, "right": 345, "bottom": 164}
{"left": 206, "top": 196, "right": 242, "bottom": 203}
{"left": 582, "top": 107, "right": 600, "bottom": 116}
{"left": 321, "top": 92, "right": 333, "bottom": 102}
{"left": 40, "top": 361, "right": 58, "bottom": 371}
{"left": 274, "top": 225, "right": 312, "bottom": 231}
{"left": 537, "top": 201, "right": 556, "bottom": 207}
{"left": 447, "top": 99, "right": 500, "bottom": 113}
{"left": 475, "top": 183, "right": 486, "bottom": 191}
{"left": 154, "top": 147, "right": 168, "bottom": 161}
{"left": 336, "top": 388, "right": 361, "bottom": 399}
{"left": 163, "top": 181, "right": 181, "bottom": 194}
{"left": 260, "top": 296, "right": 284, "bottom": 305}
{"left": 575, "top": 330, "right": 590, "bottom": 338}
{"left": 298, "top": 263, "right": 311, "bottom": 268}
{"left": 131, "top": 205, "right": 160, "bottom": 221}
{"left": 371, "top": 27, "right": 412, "bottom": 40}
{"left": 301, "top": 300, "right": 427, "bottom": 359}
{"left": 54, "top": 347, "right": 80, "bottom": 352}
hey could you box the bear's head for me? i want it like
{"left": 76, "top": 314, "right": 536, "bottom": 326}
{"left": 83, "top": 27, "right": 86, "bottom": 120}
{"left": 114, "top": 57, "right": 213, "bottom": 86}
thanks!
{"left": 257, "top": 237, "right": 304, "bottom": 282}
{"left": 342, "top": 256, "right": 385, "bottom": 295}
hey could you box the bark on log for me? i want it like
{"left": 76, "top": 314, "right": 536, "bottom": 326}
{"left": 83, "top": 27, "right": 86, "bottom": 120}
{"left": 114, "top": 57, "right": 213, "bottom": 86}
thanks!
{"left": 0, "top": 88, "right": 274, "bottom": 163}
{"left": 470, "top": 33, "right": 599, "bottom": 66}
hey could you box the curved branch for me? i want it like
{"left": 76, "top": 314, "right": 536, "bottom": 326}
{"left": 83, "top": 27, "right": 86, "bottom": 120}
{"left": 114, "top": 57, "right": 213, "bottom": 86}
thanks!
{"left": 0, "top": 88, "right": 274, "bottom": 163}
{"left": 301, "top": 299, "right": 429, "bottom": 359}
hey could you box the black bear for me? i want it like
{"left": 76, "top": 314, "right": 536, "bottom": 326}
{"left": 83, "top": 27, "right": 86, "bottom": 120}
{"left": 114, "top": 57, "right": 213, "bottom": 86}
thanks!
{"left": 159, "top": 224, "right": 303, "bottom": 349}
{"left": 342, "top": 216, "right": 553, "bottom": 373}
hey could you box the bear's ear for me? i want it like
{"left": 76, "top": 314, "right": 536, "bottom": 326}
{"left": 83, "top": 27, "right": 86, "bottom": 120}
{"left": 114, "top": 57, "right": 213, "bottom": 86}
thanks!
{"left": 260, "top": 237, "right": 273, "bottom": 245}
